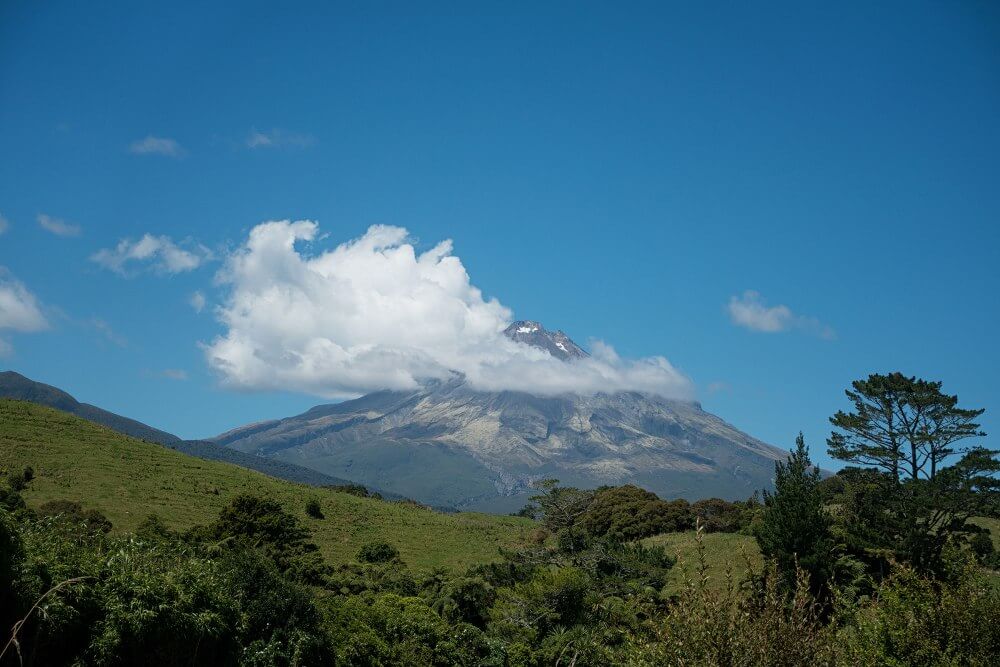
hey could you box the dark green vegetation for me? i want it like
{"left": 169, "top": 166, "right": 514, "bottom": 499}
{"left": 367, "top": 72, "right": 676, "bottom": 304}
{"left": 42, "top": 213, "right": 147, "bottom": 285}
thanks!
{"left": 0, "top": 371, "right": 366, "bottom": 490}
{"left": 1, "top": 372, "right": 998, "bottom": 665}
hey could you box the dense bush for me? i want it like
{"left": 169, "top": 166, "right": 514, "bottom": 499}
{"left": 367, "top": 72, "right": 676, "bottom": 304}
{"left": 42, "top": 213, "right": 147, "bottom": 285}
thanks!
{"left": 2, "top": 451, "right": 998, "bottom": 666}
{"left": 304, "top": 497, "right": 324, "bottom": 519}
{"left": 692, "top": 497, "right": 759, "bottom": 533}
{"left": 38, "top": 499, "right": 113, "bottom": 534}
{"left": 580, "top": 485, "right": 693, "bottom": 539}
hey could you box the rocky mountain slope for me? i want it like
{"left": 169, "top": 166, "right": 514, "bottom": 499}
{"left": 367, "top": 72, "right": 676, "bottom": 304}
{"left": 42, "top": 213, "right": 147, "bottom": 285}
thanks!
{"left": 215, "top": 323, "right": 786, "bottom": 511}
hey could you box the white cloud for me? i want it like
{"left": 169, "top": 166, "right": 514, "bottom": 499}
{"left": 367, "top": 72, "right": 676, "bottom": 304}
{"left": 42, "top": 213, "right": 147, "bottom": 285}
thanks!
{"left": 0, "top": 269, "right": 49, "bottom": 333}
{"left": 161, "top": 368, "right": 188, "bottom": 380}
{"left": 91, "top": 234, "right": 213, "bottom": 276}
{"left": 0, "top": 214, "right": 9, "bottom": 235}
{"left": 128, "top": 135, "right": 184, "bottom": 157}
{"left": 189, "top": 290, "right": 206, "bottom": 313}
{"left": 37, "top": 213, "right": 81, "bottom": 237}
{"left": 245, "top": 128, "right": 315, "bottom": 149}
{"left": 727, "top": 290, "right": 834, "bottom": 339}
{"left": 204, "top": 221, "right": 694, "bottom": 400}
{"left": 0, "top": 269, "right": 49, "bottom": 355}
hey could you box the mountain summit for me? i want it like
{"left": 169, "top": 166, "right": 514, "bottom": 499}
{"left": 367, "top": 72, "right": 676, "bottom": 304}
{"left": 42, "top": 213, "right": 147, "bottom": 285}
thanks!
{"left": 503, "top": 320, "right": 588, "bottom": 361}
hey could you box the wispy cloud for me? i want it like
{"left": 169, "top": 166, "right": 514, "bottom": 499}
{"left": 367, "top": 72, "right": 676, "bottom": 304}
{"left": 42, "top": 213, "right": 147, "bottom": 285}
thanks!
{"left": 189, "top": 290, "right": 206, "bottom": 313}
{"left": 727, "top": 290, "right": 835, "bottom": 339}
{"left": 245, "top": 128, "right": 315, "bottom": 150}
{"left": 0, "top": 213, "right": 9, "bottom": 236}
{"left": 87, "top": 317, "right": 128, "bottom": 347}
{"left": 37, "top": 213, "right": 81, "bottom": 237}
{"left": 161, "top": 368, "right": 188, "bottom": 381}
{"left": 128, "top": 135, "right": 185, "bottom": 157}
{"left": 706, "top": 381, "right": 731, "bottom": 395}
{"left": 91, "top": 234, "right": 213, "bottom": 276}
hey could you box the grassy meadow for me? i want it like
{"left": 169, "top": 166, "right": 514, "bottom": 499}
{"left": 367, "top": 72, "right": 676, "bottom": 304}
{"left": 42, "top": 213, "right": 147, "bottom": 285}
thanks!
{"left": 0, "top": 398, "right": 533, "bottom": 572}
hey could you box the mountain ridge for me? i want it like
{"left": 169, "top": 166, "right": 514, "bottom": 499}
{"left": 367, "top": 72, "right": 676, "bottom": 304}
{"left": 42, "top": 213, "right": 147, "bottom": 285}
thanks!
{"left": 0, "top": 370, "right": 365, "bottom": 490}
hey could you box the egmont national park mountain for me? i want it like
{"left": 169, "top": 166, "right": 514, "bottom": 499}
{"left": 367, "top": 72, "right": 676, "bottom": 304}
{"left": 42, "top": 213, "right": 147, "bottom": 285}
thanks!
{"left": 3, "top": 4, "right": 999, "bottom": 665}
{"left": 212, "top": 321, "right": 786, "bottom": 511}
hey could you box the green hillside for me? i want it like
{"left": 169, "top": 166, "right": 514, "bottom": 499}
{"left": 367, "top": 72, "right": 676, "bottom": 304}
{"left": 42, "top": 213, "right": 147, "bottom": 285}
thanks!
{"left": 0, "top": 399, "right": 532, "bottom": 571}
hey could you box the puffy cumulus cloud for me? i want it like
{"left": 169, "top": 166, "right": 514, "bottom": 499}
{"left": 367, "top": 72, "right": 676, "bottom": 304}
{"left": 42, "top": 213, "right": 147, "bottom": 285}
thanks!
{"left": 204, "top": 221, "right": 693, "bottom": 400}
{"left": 91, "top": 234, "right": 213, "bottom": 276}
{"left": 128, "top": 135, "right": 184, "bottom": 157}
{"left": 727, "top": 290, "right": 834, "bottom": 339}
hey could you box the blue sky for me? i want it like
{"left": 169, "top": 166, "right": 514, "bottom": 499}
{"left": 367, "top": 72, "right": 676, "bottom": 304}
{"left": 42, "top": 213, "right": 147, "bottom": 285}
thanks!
{"left": 1, "top": 1, "right": 998, "bottom": 471}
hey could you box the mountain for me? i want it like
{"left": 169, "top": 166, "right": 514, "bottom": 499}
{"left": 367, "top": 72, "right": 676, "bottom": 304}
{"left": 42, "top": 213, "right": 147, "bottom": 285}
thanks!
{"left": 0, "top": 370, "right": 362, "bottom": 490}
{"left": 215, "top": 323, "right": 787, "bottom": 512}
{"left": 503, "top": 320, "right": 588, "bottom": 361}
{"left": 0, "top": 370, "right": 181, "bottom": 444}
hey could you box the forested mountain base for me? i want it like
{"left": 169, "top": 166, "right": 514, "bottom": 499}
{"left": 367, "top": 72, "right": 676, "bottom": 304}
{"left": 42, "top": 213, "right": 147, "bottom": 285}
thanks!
{"left": 2, "top": 371, "right": 1000, "bottom": 665}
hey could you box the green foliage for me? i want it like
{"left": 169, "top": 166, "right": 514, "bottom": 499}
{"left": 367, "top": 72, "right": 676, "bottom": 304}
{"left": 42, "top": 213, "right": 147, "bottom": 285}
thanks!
{"left": 38, "top": 499, "right": 112, "bottom": 534}
{"left": 970, "top": 531, "right": 994, "bottom": 562}
{"left": 828, "top": 372, "right": 986, "bottom": 481}
{"left": 356, "top": 540, "right": 400, "bottom": 564}
{"left": 839, "top": 563, "right": 1000, "bottom": 665}
{"left": 692, "top": 496, "right": 759, "bottom": 533}
{"left": 209, "top": 494, "right": 328, "bottom": 584}
{"left": 0, "top": 399, "right": 533, "bottom": 572}
{"left": 4, "top": 511, "right": 334, "bottom": 666}
{"left": 304, "top": 497, "right": 323, "bottom": 519}
{"left": 644, "top": 527, "right": 836, "bottom": 666}
{"left": 756, "top": 434, "right": 837, "bottom": 599}
{"left": 324, "top": 483, "right": 374, "bottom": 498}
{"left": 579, "top": 484, "right": 693, "bottom": 540}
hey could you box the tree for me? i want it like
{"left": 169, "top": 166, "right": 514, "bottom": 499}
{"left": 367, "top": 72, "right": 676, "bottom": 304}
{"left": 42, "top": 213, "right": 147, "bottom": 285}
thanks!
{"left": 209, "top": 494, "right": 328, "bottom": 583}
{"left": 828, "top": 372, "right": 985, "bottom": 481}
{"left": 529, "top": 480, "right": 594, "bottom": 541}
{"left": 579, "top": 485, "right": 692, "bottom": 540}
{"left": 755, "top": 434, "right": 836, "bottom": 598}
{"left": 828, "top": 374, "right": 999, "bottom": 577}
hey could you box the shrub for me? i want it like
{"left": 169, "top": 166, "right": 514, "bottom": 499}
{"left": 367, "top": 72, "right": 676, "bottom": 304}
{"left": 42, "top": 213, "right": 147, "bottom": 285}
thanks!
{"left": 970, "top": 530, "right": 994, "bottom": 563}
{"left": 38, "top": 500, "right": 112, "bottom": 534}
{"left": 305, "top": 497, "right": 324, "bottom": 519}
{"left": 691, "top": 497, "right": 758, "bottom": 533}
{"left": 209, "top": 494, "right": 327, "bottom": 584}
{"left": 580, "top": 485, "right": 692, "bottom": 540}
{"left": 357, "top": 541, "right": 400, "bottom": 564}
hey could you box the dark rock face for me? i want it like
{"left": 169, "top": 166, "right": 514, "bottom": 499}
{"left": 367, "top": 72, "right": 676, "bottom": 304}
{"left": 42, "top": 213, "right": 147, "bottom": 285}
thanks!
{"left": 502, "top": 321, "right": 589, "bottom": 361}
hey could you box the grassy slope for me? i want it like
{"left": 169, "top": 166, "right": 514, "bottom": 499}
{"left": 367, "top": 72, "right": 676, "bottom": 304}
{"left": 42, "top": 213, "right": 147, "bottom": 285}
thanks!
{"left": 0, "top": 399, "right": 532, "bottom": 572}
{"left": 647, "top": 520, "right": 1000, "bottom": 595}
{"left": 644, "top": 531, "right": 762, "bottom": 594}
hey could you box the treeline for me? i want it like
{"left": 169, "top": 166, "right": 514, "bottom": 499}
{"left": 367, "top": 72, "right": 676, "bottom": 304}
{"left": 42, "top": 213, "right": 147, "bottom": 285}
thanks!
{"left": 514, "top": 483, "right": 760, "bottom": 539}
{"left": 1, "top": 372, "right": 998, "bottom": 666}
